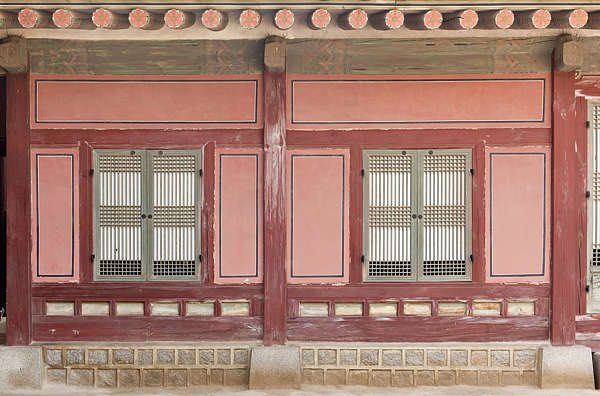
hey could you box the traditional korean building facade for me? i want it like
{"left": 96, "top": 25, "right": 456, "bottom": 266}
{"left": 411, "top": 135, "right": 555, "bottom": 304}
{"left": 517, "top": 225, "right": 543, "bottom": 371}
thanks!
{"left": 1, "top": 0, "right": 600, "bottom": 389}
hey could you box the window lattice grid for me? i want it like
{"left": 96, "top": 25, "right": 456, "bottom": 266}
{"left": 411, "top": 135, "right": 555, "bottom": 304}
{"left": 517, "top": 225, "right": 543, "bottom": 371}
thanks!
{"left": 151, "top": 153, "right": 197, "bottom": 278}
{"left": 592, "top": 104, "right": 600, "bottom": 270}
{"left": 97, "top": 153, "right": 143, "bottom": 277}
{"left": 366, "top": 153, "right": 413, "bottom": 279}
{"left": 421, "top": 152, "right": 467, "bottom": 278}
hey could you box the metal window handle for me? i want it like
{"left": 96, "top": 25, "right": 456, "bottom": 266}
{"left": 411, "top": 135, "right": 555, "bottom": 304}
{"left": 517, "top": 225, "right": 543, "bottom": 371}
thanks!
{"left": 147, "top": 214, "right": 152, "bottom": 219}
{"left": 418, "top": 215, "right": 423, "bottom": 219}
{"left": 141, "top": 214, "right": 146, "bottom": 219}
{"left": 412, "top": 214, "right": 417, "bottom": 219}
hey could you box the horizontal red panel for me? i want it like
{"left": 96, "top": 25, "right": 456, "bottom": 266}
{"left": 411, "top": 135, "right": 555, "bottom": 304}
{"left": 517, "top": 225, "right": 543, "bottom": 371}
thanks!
{"left": 31, "top": 75, "right": 262, "bottom": 129}
{"left": 289, "top": 74, "right": 550, "bottom": 129}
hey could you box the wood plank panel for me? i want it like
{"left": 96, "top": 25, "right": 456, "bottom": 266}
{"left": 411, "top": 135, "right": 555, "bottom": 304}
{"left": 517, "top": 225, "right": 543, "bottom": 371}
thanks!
{"left": 32, "top": 316, "right": 263, "bottom": 342}
{"left": 31, "top": 283, "right": 263, "bottom": 299}
{"left": 288, "top": 284, "right": 550, "bottom": 299}
{"left": 287, "top": 149, "right": 349, "bottom": 284}
{"left": 31, "top": 75, "right": 262, "bottom": 129}
{"left": 215, "top": 149, "right": 263, "bottom": 283}
{"left": 289, "top": 74, "right": 549, "bottom": 129}
{"left": 288, "top": 316, "right": 548, "bottom": 342}
{"left": 30, "top": 148, "right": 79, "bottom": 282}
{"left": 486, "top": 147, "right": 551, "bottom": 282}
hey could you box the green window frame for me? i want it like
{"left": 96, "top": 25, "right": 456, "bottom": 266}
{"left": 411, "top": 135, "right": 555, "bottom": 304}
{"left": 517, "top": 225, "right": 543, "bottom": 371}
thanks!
{"left": 363, "top": 149, "right": 472, "bottom": 282}
{"left": 93, "top": 149, "right": 202, "bottom": 281}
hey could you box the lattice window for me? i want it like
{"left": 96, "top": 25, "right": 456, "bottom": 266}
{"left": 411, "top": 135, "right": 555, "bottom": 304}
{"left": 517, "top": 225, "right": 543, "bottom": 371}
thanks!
{"left": 588, "top": 102, "right": 600, "bottom": 311}
{"left": 363, "top": 149, "right": 472, "bottom": 282}
{"left": 93, "top": 150, "right": 201, "bottom": 281}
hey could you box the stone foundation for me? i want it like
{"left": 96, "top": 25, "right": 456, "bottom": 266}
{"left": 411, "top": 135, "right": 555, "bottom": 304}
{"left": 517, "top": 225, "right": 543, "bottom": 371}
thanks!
{"left": 295, "top": 343, "right": 540, "bottom": 387}
{"left": 29, "top": 342, "right": 595, "bottom": 389}
{"left": 42, "top": 344, "right": 253, "bottom": 387}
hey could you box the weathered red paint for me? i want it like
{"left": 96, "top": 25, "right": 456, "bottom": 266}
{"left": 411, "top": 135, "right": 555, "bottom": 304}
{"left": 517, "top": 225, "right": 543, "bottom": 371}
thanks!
{"left": 263, "top": 66, "right": 287, "bottom": 345}
{"left": 288, "top": 74, "right": 550, "bottom": 130}
{"left": 551, "top": 67, "right": 578, "bottom": 346}
{"left": 6, "top": 73, "right": 32, "bottom": 345}
{"left": 31, "top": 74, "right": 263, "bottom": 129}
{"left": 202, "top": 142, "right": 216, "bottom": 284}
{"left": 30, "top": 148, "right": 80, "bottom": 282}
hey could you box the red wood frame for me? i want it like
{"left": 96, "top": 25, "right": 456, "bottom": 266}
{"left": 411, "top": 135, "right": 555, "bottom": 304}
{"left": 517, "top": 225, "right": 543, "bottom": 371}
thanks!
{"left": 6, "top": 73, "right": 32, "bottom": 345}
{"left": 551, "top": 67, "right": 579, "bottom": 346}
{"left": 263, "top": 68, "right": 287, "bottom": 345}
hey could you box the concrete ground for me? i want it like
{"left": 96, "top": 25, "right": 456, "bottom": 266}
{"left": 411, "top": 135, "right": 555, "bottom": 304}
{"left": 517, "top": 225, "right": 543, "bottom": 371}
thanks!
{"left": 1, "top": 386, "right": 600, "bottom": 396}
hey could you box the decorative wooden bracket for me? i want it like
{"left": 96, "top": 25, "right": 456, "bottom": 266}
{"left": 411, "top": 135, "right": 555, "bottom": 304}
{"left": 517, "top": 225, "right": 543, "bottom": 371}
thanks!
{"left": 264, "top": 36, "right": 286, "bottom": 73}
{"left": 0, "top": 36, "right": 27, "bottom": 74}
{"left": 554, "top": 35, "right": 583, "bottom": 72}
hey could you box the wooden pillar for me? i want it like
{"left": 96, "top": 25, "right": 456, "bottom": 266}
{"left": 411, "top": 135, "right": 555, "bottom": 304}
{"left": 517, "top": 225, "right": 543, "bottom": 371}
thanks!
{"left": 551, "top": 36, "right": 582, "bottom": 346}
{"left": 263, "top": 36, "right": 287, "bottom": 346}
{"left": 2, "top": 37, "right": 31, "bottom": 345}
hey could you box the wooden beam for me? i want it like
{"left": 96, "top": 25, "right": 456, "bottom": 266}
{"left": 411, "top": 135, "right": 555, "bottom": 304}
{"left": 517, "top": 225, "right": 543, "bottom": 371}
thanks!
{"left": 371, "top": 10, "right": 404, "bottom": 30}
{"left": 164, "top": 9, "right": 195, "bottom": 30}
{"left": 0, "top": 11, "right": 19, "bottom": 28}
{"left": 551, "top": 9, "right": 588, "bottom": 29}
{"left": 513, "top": 9, "right": 551, "bottom": 29}
{"left": 52, "top": 9, "right": 94, "bottom": 29}
{"left": 308, "top": 8, "right": 331, "bottom": 30}
{"left": 404, "top": 10, "right": 442, "bottom": 30}
{"left": 263, "top": 36, "right": 287, "bottom": 346}
{"left": 476, "top": 9, "right": 514, "bottom": 29}
{"left": 274, "top": 9, "right": 294, "bottom": 30}
{"left": 0, "top": 36, "right": 27, "bottom": 74}
{"left": 338, "top": 9, "right": 368, "bottom": 30}
{"left": 18, "top": 8, "right": 50, "bottom": 28}
{"left": 551, "top": 46, "right": 578, "bottom": 346}
{"left": 128, "top": 8, "right": 163, "bottom": 30}
{"left": 92, "top": 8, "right": 128, "bottom": 29}
{"left": 200, "top": 9, "right": 228, "bottom": 31}
{"left": 554, "top": 35, "right": 583, "bottom": 72}
{"left": 5, "top": 71, "right": 31, "bottom": 345}
{"left": 239, "top": 9, "right": 261, "bottom": 30}
{"left": 441, "top": 9, "right": 479, "bottom": 30}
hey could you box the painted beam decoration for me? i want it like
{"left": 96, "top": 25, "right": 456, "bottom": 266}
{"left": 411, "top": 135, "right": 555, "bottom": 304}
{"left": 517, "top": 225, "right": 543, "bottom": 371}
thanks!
{"left": 3, "top": 6, "right": 600, "bottom": 32}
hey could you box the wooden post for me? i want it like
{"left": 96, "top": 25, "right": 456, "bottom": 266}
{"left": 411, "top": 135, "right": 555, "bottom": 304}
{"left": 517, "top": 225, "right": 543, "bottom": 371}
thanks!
{"left": 441, "top": 10, "right": 479, "bottom": 30}
{"left": 477, "top": 9, "right": 514, "bottom": 29}
{"left": 404, "top": 10, "right": 442, "bottom": 30}
{"left": 18, "top": 8, "right": 50, "bottom": 28}
{"left": 551, "top": 37, "right": 582, "bottom": 346}
{"left": 263, "top": 36, "right": 287, "bottom": 346}
{"left": 371, "top": 10, "right": 404, "bottom": 30}
{"left": 3, "top": 37, "right": 31, "bottom": 345}
{"left": 338, "top": 9, "right": 368, "bottom": 30}
{"left": 52, "top": 9, "right": 94, "bottom": 29}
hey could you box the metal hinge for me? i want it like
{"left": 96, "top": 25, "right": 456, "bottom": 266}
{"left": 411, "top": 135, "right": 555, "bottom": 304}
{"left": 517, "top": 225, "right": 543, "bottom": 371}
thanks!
{"left": 90, "top": 254, "right": 95, "bottom": 262}
{"left": 361, "top": 255, "right": 365, "bottom": 263}
{"left": 199, "top": 169, "right": 203, "bottom": 177}
{"left": 470, "top": 254, "right": 474, "bottom": 262}
{"left": 587, "top": 120, "right": 591, "bottom": 128}
{"left": 199, "top": 254, "right": 203, "bottom": 262}
{"left": 470, "top": 169, "right": 474, "bottom": 176}
{"left": 361, "top": 169, "right": 365, "bottom": 177}
{"left": 89, "top": 168, "right": 94, "bottom": 176}
{"left": 586, "top": 285, "right": 590, "bottom": 292}
{"left": 587, "top": 191, "right": 591, "bottom": 198}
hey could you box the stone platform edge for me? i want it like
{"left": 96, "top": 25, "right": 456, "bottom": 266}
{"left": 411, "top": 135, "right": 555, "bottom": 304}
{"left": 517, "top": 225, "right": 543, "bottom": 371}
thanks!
{"left": 0, "top": 342, "right": 595, "bottom": 389}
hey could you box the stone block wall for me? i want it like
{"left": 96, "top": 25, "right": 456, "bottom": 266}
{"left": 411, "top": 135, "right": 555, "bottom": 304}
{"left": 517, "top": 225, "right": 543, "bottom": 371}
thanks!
{"left": 297, "top": 345, "right": 540, "bottom": 387}
{"left": 43, "top": 345, "right": 251, "bottom": 387}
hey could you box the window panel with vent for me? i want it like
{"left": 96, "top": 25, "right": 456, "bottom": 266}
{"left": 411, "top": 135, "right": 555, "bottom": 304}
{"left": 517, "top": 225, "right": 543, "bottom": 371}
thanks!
{"left": 363, "top": 149, "right": 472, "bottom": 282}
{"left": 93, "top": 150, "right": 201, "bottom": 281}
{"left": 588, "top": 102, "right": 600, "bottom": 311}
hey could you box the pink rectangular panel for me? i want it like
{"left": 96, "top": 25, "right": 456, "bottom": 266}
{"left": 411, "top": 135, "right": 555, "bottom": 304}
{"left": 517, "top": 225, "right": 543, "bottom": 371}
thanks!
{"left": 289, "top": 74, "right": 550, "bottom": 129}
{"left": 485, "top": 146, "right": 551, "bottom": 283}
{"left": 214, "top": 148, "right": 263, "bottom": 284}
{"left": 31, "top": 74, "right": 262, "bottom": 129}
{"left": 287, "top": 149, "right": 350, "bottom": 284}
{"left": 31, "top": 148, "right": 79, "bottom": 282}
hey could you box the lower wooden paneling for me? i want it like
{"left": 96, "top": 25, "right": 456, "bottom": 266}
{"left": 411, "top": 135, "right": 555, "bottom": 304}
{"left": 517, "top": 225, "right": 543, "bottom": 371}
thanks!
{"left": 33, "top": 316, "right": 263, "bottom": 342}
{"left": 287, "top": 316, "right": 548, "bottom": 342}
